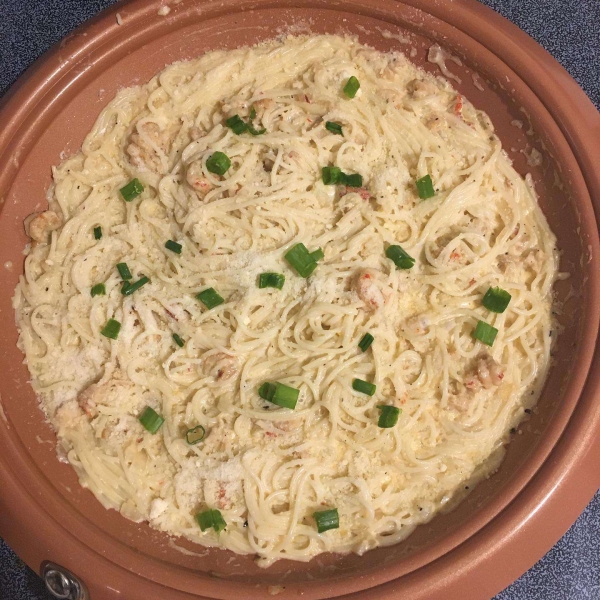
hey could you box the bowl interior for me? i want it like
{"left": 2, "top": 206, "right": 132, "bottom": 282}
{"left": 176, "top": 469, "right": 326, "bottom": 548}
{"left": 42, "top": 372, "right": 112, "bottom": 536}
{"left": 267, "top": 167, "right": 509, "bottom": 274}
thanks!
{"left": 0, "top": 1, "right": 597, "bottom": 599}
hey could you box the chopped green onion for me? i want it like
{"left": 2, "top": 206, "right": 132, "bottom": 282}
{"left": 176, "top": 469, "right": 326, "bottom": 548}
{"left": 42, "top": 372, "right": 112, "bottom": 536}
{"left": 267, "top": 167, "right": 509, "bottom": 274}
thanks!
{"left": 196, "top": 509, "right": 226, "bottom": 533}
{"left": 185, "top": 425, "right": 206, "bottom": 445}
{"left": 415, "top": 174, "right": 435, "bottom": 199}
{"left": 225, "top": 114, "right": 266, "bottom": 136}
{"left": 165, "top": 240, "right": 182, "bottom": 254}
{"left": 358, "top": 333, "right": 374, "bottom": 352}
{"left": 272, "top": 383, "right": 299, "bottom": 409}
{"left": 285, "top": 243, "right": 318, "bottom": 278}
{"left": 343, "top": 173, "right": 363, "bottom": 188}
{"left": 120, "top": 178, "right": 144, "bottom": 202}
{"left": 259, "top": 381, "right": 299, "bottom": 409}
{"left": 172, "top": 333, "right": 184, "bottom": 347}
{"left": 325, "top": 121, "right": 343, "bottom": 135}
{"left": 322, "top": 166, "right": 343, "bottom": 185}
{"left": 386, "top": 245, "right": 415, "bottom": 270}
{"left": 206, "top": 151, "right": 231, "bottom": 176}
{"left": 377, "top": 405, "right": 401, "bottom": 428}
{"left": 225, "top": 114, "right": 248, "bottom": 135}
{"left": 310, "top": 248, "right": 325, "bottom": 262}
{"left": 482, "top": 287, "right": 512, "bottom": 313}
{"left": 258, "top": 272, "right": 285, "bottom": 290}
{"left": 121, "top": 276, "right": 150, "bottom": 296}
{"left": 352, "top": 378, "right": 376, "bottom": 396}
{"left": 91, "top": 283, "right": 106, "bottom": 297}
{"left": 196, "top": 287, "right": 224, "bottom": 309}
{"left": 343, "top": 76, "right": 360, "bottom": 99}
{"left": 247, "top": 124, "right": 266, "bottom": 136}
{"left": 321, "top": 166, "right": 362, "bottom": 187}
{"left": 249, "top": 107, "right": 257, "bottom": 120}
{"left": 117, "top": 262, "right": 132, "bottom": 280}
{"left": 139, "top": 406, "right": 164, "bottom": 434}
{"left": 313, "top": 508, "right": 339, "bottom": 533}
{"left": 100, "top": 318, "right": 121, "bottom": 340}
{"left": 93, "top": 226, "right": 102, "bottom": 240}
{"left": 258, "top": 382, "right": 277, "bottom": 402}
{"left": 472, "top": 320, "right": 498, "bottom": 346}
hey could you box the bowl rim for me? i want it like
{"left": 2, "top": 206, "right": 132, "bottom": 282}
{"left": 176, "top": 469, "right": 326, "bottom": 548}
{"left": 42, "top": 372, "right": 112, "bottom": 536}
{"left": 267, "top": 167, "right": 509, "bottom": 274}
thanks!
{"left": 0, "top": 1, "right": 599, "bottom": 599}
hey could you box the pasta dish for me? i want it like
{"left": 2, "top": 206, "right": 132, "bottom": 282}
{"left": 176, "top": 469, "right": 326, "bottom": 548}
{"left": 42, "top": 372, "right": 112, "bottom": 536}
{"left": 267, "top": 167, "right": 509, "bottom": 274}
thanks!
{"left": 13, "top": 35, "right": 558, "bottom": 566}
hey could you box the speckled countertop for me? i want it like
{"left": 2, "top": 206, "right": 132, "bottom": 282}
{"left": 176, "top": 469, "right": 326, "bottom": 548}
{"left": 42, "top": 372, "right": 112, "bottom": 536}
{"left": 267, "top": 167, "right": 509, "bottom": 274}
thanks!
{"left": 0, "top": 1, "right": 598, "bottom": 599}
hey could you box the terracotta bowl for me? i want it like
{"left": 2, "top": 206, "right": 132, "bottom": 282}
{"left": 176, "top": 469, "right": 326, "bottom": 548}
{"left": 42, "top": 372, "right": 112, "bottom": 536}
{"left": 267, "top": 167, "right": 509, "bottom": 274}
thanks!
{"left": 1, "top": 1, "right": 599, "bottom": 599}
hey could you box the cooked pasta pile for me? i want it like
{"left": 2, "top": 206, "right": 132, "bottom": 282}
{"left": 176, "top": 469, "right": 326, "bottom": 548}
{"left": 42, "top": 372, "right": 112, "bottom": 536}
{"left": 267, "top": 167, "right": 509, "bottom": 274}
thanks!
{"left": 13, "top": 35, "right": 558, "bottom": 566}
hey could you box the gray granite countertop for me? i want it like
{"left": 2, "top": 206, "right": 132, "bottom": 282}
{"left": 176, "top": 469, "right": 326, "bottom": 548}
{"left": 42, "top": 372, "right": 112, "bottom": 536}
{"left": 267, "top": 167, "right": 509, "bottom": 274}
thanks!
{"left": 0, "top": 1, "right": 598, "bottom": 598}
